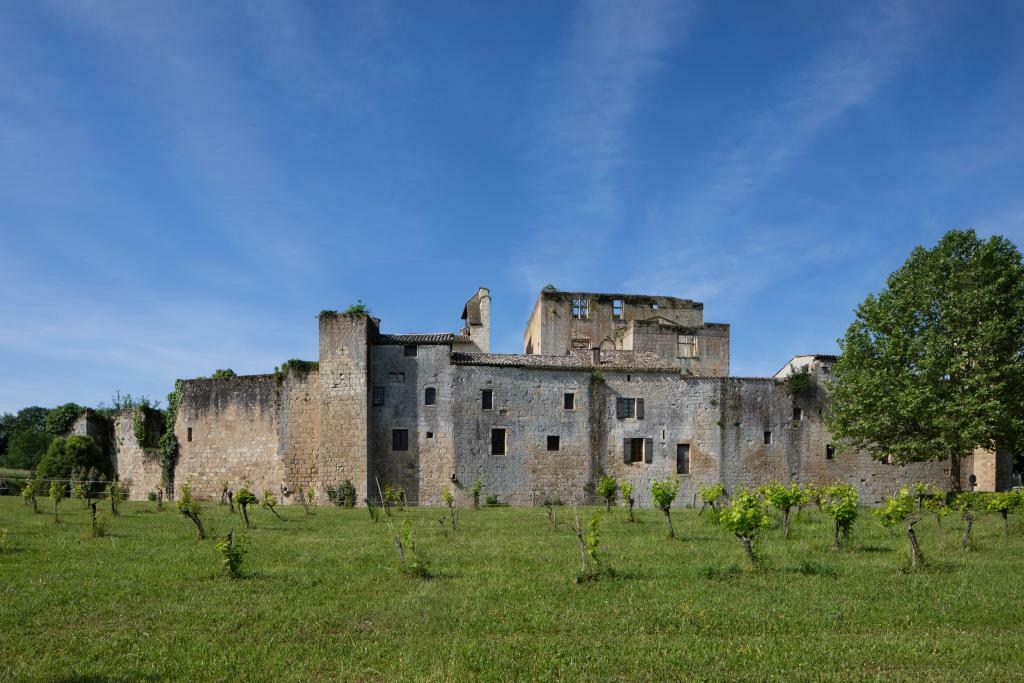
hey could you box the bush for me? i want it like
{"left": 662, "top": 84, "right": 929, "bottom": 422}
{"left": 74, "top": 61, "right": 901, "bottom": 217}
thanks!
{"left": 718, "top": 489, "right": 770, "bottom": 566}
{"left": 44, "top": 403, "right": 84, "bottom": 437}
{"left": 211, "top": 369, "right": 236, "bottom": 379}
{"left": 395, "top": 519, "right": 430, "bottom": 578}
{"left": 176, "top": 481, "right": 206, "bottom": 540}
{"left": 822, "top": 483, "right": 859, "bottom": 549}
{"left": 651, "top": 476, "right": 680, "bottom": 538}
{"left": 761, "top": 483, "right": 808, "bottom": 539}
{"left": 236, "top": 487, "right": 257, "bottom": 528}
{"left": 147, "top": 491, "right": 158, "bottom": 502}
{"left": 698, "top": 483, "right": 726, "bottom": 513}
{"left": 37, "top": 436, "right": 110, "bottom": 481}
{"left": 876, "top": 486, "right": 924, "bottom": 568}
{"left": 597, "top": 475, "right": 617, "bottom": 511}
{"left": 216, "top": 532, "right": 245, "bottom": 579}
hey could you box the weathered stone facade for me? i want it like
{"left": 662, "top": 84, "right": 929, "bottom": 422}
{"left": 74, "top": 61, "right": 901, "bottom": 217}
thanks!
{"left": 109, "top": 286, "right": 1015, "bottom": 504}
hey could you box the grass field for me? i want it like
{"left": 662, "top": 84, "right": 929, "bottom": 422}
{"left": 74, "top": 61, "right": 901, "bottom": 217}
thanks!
{"left": 1, "top": 495, "right": 1021, "bottom": 681}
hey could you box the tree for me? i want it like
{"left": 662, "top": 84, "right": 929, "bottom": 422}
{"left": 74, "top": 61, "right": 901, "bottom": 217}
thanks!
{"left": 698, "top": 483, "right": 725, "bottom": 514}
{"left": 875, "top": 487, "right": 923, "bottom": 569}
{"left": 761, "top": 483, "right": 808, "bottom": 539}
{"left": 0, "top": 406, "right": 51, "bottom": 470}
{"left": 826, "top": 230, "right": 1024, "bottom": 492}
{"left": 44, "top": 403, "right": 84, "bottom": 436}
{"left": 176, "top": 481, "right": 206, "bottom": 540}
{"left": 650, "top": 476, "right": 680, "bottom": 538}
{"left": 822, "top": 483, "right": 859, "bottom": 550}
{"left": 620, "top": 480, "right": 635, "bottom": 522}
{"left": 48, "top": 480, "right": 65, "bottom": 524}
{"left": 597, "top": 475, "right": 617, "bottom": 512}
{"left": 718, "top": 489, "right": 771, "bottom": 566}
{"left": 36, "top": 436, "right": 110, "bottom": 481}
{"left": 986, "top": 490, "right": 1023, "bottom": 536}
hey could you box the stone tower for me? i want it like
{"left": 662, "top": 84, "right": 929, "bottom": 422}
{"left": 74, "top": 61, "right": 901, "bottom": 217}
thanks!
{"left": 461, "top": 287, "right": 491, "bottom": 353}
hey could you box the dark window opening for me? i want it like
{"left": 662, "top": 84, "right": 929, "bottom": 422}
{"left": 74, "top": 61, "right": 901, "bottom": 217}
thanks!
{"left": 425, "top": 387, "right": 436, "bottom": 405}
{"left": 547, "top": 435, "right": 560, "bottom": 451}
{"left": 612, "top": 299, "right": 623, "bottom": 319}
{"left": 372, "top": 386, "right": 385, "bottom": 406}
{"left": 615, "top": 397, "right": 643, "bottom": 419}
{"left": 392, "top": 429, "right": 409, "bottom": 451}
{"left": 677, "top": 444, "right": 690, "bottom": 474}
{"left": 763, "top": 431, "right": 772, "bottom": 445}
{"left": 826, "top": 444, "right": 835, "bottom": 460}
{"left": 482, "top": 389, "right": 493, "bottom": 410}
{"left": 426, "top": 432, "right": 434, "bottom": 439}
{"left": 629, "top": 438, "right": 644, "bottom": 462}
{"left": 404, "top": 345, "right": 417, "bottom": 357}
{"left": 491, "top": 428, "right": 506, "bottom": 455}
{"left": 564, "top": 392, "right": 575, "bottom": 410}
{"left": 187, "top": 427, "right": 192, "bottom": 442}
{"left": 793, "top": 406, "right": 802, "bottom": 421}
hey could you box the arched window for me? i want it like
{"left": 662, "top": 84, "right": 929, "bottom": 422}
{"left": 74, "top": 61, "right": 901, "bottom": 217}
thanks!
{"left": 425, "top": 387, "right": 436, "bottom": 406}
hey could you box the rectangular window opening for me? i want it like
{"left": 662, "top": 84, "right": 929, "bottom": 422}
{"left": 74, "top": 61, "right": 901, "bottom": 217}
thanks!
{"left": 392, "top": 429, "right": 409, "bottom": 452}
{"left": 547, "top": 435, "right": 559, "bottom": 451}
{"left": 763, "top": 430, "right": 773, "bottom": 445}
{"left": 630, "top": 438, "right": 644, "bottom": 463}
{"left": 571, "top": 298, "right": 589, "bottom": 319}
{"left": 677, "top": 443, "right": 690, "bottom": 474}
{"left": 426, "top": 431, "right": 434, "bottom": 439}
{"left": 187, "top": 427, "right": 192, "bottom": 442}
{"left": 793, "top": 406, "right": 802, "bottom": 421}
{"left": 481, "top": 389, "right": 493, "bottom": 410}
{"left": 825, "top": 444, "right": 835, "bottom": 460}
{"left": 372, "top": 386, "right": 385, "bottom": 406}
{"left": 424, "top": 387, "right": 436, "bottom": 406}
{"left": 404, "top": 345, "right": 417, "bottom": 357}
{"left": 612, "top": 299, "right": 623, "bottom": 319}
{"left": 564, "top": 392, "right": 575, "bottom": 410}
{"left": 491, "top": 428, "right": 506, "bottom": 455}
{"left": 677, "top": 335, "right": 698, "bottom": 359}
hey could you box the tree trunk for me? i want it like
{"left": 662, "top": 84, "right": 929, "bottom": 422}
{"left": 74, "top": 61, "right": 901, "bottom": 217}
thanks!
{"left": 627, "top": 498, "right": 635, "bottom": 523}
{"left": 394, "top": 536, "right": 405, "bottom": 566}
{"left": 241, "top": 504, "right": 250, "bottom": 529}
{"left": 832, "top": 520, "right": 841, "bottom": 550}
{"left": 783, "top": 509, "right": 791, "bottom": 539}
{"left": 961, "top": 511, "right": 974, "bottom": 549}
{"left": 185, "top": 511, "right": 206, "bottom": 540}
{"left": 664, "top": 508, "right": 675, "bottom": 539}
{"left": 605, "top": 499, "right": 611, "bottom": 512}
{"left": 53, "top": 500, "right": 59, "bottom": 524}
{"left": 91, "top": 503, "right": 98, "bottom": 536}
{"left": 740, "top": 536, "right": 755, "bottom": 566}
{"left": 450, "top": 507, "right": 457, "bottom": 530}
{"left": 907, "top": 520, "right": 923, "bottom": 569}
{"left": 227, "top": 491, "right": 234, "bottom": 513}
{"left": 949, "top": 451, "right": 962, "bottom": 493}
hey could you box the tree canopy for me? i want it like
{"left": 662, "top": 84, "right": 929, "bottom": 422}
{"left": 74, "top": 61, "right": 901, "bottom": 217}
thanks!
{"left": 36, "top": 435, "right": 111, "bottom": 481}
{"left": 0, "top": 406, "right": 52, "bottom": 470}
{"left": 826, "top": 229, "right": 1024, "bottom": 490}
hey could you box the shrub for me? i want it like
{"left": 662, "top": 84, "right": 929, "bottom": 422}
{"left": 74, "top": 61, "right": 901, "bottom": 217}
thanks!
{"left": 106, "top": 480, "right": 127, "bottom": 516}
{"left": 383, "top": 484, "right": 405, "bottom": 512}
{"left": 442, "top": 487, "right": 457, "bottom": 530}
{"left": 485, "top": 494, "right": 500, "bottom": 507}
{"left": 875, "top": 486, "right": 923, "bottom": 568}
{"left": 395, "top": 519, "right": 430, "bottom": 578}
{"left": 343, "top": 300, "right": 369, "bottom": 315}
{"left": 597, "top": 475, "right": 617, "bottom": 512}
{"left": 951, "top": 492, "right": 981, "bottom": 549}
{"left": 327, "top": 480, "right": 357, "bottom": 508}
{"left": 44, "top": 403, "right": 84, "bottom": 437}
{"left": 651, "top": 476, "right": 680, "bottom": 538}
{"left": 718, "top": 489, "right": 770, "bottom": 566}
{"left": 782, "top": 365, "right": 813, "bottom": 397}
{"left": 21, "top": 477, "right": 41, "bottom": 514}
{"left": 620, "top": 480, "right": 635, "bottom": 522}
{"left": 216, "top": 531, "right": 245, "bottom": 579}
{"left": 48, "top": 480, "right": 65, "bottom": 524}
{"left": 822, "top": 483, "right": 859, "bottom": 549}
{"left": 761, "top": 483, "right": 808, "bottom": 539}
{"left": 176, "top": 481, "right": 206, "bottom": 540}
{"left": 235, "top": 487, "right": 257, "bottom": 528}
{"left": 986, "top": 490, "right": 1023, "bottom": 536}
{"left": 470, "top": 478, "right": 484, "bottom": 510}
{"left": 572, "top": 508, "right": 613, "bottom": 582}
{"left": 699, "top": 483, "right": 726, "bottom": 514}
{"left": 211, "top": 369, "right": 236, "bottom": 379}
{"left": 37, "top": 436, "right": 110, "bottom": 481}
{"left": 147, "top": 491, "right": 158, "bottom": 502}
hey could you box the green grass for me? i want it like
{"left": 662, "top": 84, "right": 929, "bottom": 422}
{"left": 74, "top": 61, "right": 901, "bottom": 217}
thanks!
{"left": 1, "top": 497, "right": 1022, "bottom": 681}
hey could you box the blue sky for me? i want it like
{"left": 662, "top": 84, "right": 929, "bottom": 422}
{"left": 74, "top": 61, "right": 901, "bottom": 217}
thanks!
{"left": 2, "top": 1, "right": 1022, "bottom": 413}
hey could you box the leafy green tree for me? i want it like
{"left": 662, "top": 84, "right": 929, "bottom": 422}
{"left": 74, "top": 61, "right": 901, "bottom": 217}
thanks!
{"left": 718, "top": 489, "right": 771, "bottom": 566}
{"left": 37, "top": 436, "right": 110, "bottom": 481}
{"left": 761, "top": 483, "right": 808, "bottom": 539}
{"left": 619, "top": 479, "right": 635, "bottom": 522}
{"left": 44, "top": 403, "right": 85, "bottom": 436}
{"left": 176, "top": 481, "right": 206, "bottom": 540}
{"left": 597, "top": 475, "right": 617, "bottom": 511}
{"left": 986, "top": 490, "right": 1024, "bottom": 536}
{"left": 822, "top": 483, "right": 859, "bottom": 549}
{"left": 48, "top": 480, "right": 65, "bottom": 524}
{"left": 875, "top": 487, "right": 923, "bottom": 568}
{"left": 651, "top": 476, "right": 680, "bottom": 538}
{"left": 698, "top": 482, "right": 726, "bottom": 514}
{"left": 826, "top": 230, "right": 1024, "bottom": 492}
{"left": 0, "top": 406, "right": 51, "bottom": 469}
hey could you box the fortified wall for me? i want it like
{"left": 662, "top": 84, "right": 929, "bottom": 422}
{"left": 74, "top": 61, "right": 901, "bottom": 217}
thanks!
{"left": 106, "top": 286, "right": 1013, "bottom": 504}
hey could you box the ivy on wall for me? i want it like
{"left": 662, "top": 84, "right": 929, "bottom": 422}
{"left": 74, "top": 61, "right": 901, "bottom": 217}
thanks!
{"left": 159, "top": 381, "right": 182, "bottom": 494}
{"left": 44, "top": 403, "right": 85, "bottom": 436}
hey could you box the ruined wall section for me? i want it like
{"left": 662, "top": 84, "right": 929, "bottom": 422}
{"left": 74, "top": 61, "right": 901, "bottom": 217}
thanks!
{"left": 111, "top": 410, "right": 164, "bottom": 500}
{"left": 369, "top": 344, "right": 455, "bottom": 505}
{"left": 627, "top": 320, "right": 730, "bottom": 376}
{"left": 174, "top": 375, "right": 284, "bottom": 501}
{"left": 596, "top": 373, "right": 723, "bottom": 508}
{"left": 451, "top": 365, "right": 593, "bottom": 506}
{"left": 318, "top": 313, "right": 375, "bottom": 505}
{"left": 278, "top": 369, "right": 321, "bottom": 502}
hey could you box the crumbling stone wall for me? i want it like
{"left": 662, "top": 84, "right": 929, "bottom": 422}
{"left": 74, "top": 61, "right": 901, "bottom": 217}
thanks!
{"left": 111, "top": 410, "right": 164, "bottom": 499}
{"left": 279, "top": 368, "right": 321, "bottom": 502}
{"left": 369, "top": 343, "right": 455, "bottom": 505}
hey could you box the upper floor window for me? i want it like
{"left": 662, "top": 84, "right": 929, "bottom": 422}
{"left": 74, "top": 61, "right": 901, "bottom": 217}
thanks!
{"left": 612, "top": 299, "right": 623, "bottom": 319}
{"left": 615, "top": 397, "right": 644, "bottom": 419}
{"left": 481, "top": 389, "right": 493, "bottom": 410}
{"left": 624, "top": 437, "right": 652, "bottom": 463}
{"left": 571, "top": 298, "right": 589, "bottom": 319}
{"left": 392, "top": 429, "right": 409, "bottom": 451}
{"left": 650, "top": 302, "right": 659, "bottom": 311}
{"left": 372, "top": 386, "right": 385, "bottom": 406}
{"left": 491, "top": 428, "right": 506, "bottom": 455}
{"left": 763, "top": 431, "right": 773, "bottom": 445}
{"left": 676, "top": 444, "right": 690, "bottom": 474}
{"left": 424, "top": 387, "right": 436, "bottom": 406}
{"left": 564, "top": 392, "right": 575, "bottom": 410}
{"left": 547, "top": 435, "right": 560, "bottom": 451}
{"left": 677, "top": 335, "right": 698, "bottom": 358}
{"left": 404, "top": 345, "right": 417, "bottom": 357}
{"left": 792, "top": 406, "right": 802, "bottom": 421}
{"left": 826, "top": 444, "right": 835, "bottom": 460}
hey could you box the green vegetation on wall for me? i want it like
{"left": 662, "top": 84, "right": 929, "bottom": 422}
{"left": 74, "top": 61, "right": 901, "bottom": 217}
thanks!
{"left": 159, "top": 381, "right": 183, "bottom": 493}
{"left": 44, "top": 403, "right": 84, "bottom": 437}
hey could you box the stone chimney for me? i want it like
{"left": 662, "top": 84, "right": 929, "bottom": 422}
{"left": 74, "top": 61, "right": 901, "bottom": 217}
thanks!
{"left": 461, "top": 287, "right": 491, "bottom": 353}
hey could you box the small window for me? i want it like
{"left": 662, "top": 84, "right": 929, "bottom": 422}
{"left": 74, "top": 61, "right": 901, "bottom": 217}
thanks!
{"left": 615, "top": 397, "right": 643, "bottom": 419}
{"left": 826, "top": 444, "right": 835, "bottom": 460}
{"left": 564, "top": 392, "right": 575, "bottom": 410}
{"left": 882, "top": 454, "right": 893, "bottom": 465}
{"left": 372, "top": 386, "right": 385, "bottom": 406}
{"left": 491, "top": 428, "right": 506, "bottom": 455}
{"left": 482, "top": 389, "right": 493, "bottom": 410}
{"left": 763, "top": 431, "right": 772, "bottom": 445}
{"left": 425, "top": 387, "right": 436, "bottom": 406}
{"left": 388, "top": 371, "right": 405, "bottom": 383}
{"left": 426, "top": 431, "right": 434, "bottom": 439}
{"left": 404, "top": 345, "right": 417, "bottom": 357}
{"left": 677, "top": 335, "right": 698, "bottom": 358}
{"left": 571, "top": 298, "right": 589, "bottom": 319}
{"left": 793, "top": 406, "right": 802, "bottom": 421}
{"left": 547, "top": 435, "right": 560, "bottom": 451}
{"left": 650, "top": 302, "right": 659, "bottom": 311}
{"left": 630, "top": 438, "right": 644, "bottom": 463}
{"left": 392, "top": 429, "right": 409, "bottom": 451}
{"left": 612, "top": 299, "right": 623, "bottom": 319}
{"left": 676, "top": 444, "right": 690, "bottom": 474}
{"left": 187, "top": 427, "right": 192, "bottom": 443}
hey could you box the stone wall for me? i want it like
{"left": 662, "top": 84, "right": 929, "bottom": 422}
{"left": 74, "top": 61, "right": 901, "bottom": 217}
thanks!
{"left": 279, "top": 368, "right": 321, "bottom": 502}
{"left": 369, "top": 343, "right": 455, "bottom": 505}
{"left": 111, "top": 410, "right": 164, "bottom": 500}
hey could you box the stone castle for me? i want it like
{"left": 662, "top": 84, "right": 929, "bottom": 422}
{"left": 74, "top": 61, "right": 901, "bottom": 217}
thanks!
{"left": 96, "top": 286, "right": 1012, "bottom": 506}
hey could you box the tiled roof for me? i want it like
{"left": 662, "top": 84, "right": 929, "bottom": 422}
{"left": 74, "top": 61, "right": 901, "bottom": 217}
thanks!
{"left": 379, "top": 333, "right": 472, "bottom": 345}
{"left": 450, "top": 349, "right": 679, "bottom": 372}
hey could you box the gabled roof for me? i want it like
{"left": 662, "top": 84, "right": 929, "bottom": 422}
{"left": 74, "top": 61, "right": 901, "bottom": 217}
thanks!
{"left": 379, "top": 333, "right": 472, "bottom": 346}
{"left": 451, "top": 349, "right": 679, "bottom": 372}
